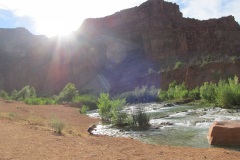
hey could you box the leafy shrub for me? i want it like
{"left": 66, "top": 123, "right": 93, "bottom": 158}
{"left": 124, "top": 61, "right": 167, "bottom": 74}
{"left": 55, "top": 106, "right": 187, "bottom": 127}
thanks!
{"left": 57, "top": 83, "right": 78, "bottom": 103}
{"left": 0, "top": 90, "right": 9, "bottom": 99}
{"left": 132, "top": 111, "right": 150, "bottom": 129}
{"left": 200, "top": 82, "right": 217, "bottom": 103}
{"left": 9, "top": 86, "right": 36, "bottom": 101}
{"left": 97, "top": 93, "right": 126, "bottom": 125}
{"left": 79, "top": 105, "right": 89, "bottom": 114}
{"left": 158, "top": 89, "right": 168, "bottom": 101}
{"left": 110, "top": 99, "right": 127, "bottom": 126}
{"left": 158, "top": 81, "right": 189, "bottom": 101}
{"left": 215, "top": 77, "right": 240, "bottom": 108}
{"left": 24, "top": 97, "right": 56, "bottom": 105}
{"left": 188, "top": 87, "right": 200, "bottom": 100}
{"left": 73, "top": 94, "right": 98, "bottom": 110}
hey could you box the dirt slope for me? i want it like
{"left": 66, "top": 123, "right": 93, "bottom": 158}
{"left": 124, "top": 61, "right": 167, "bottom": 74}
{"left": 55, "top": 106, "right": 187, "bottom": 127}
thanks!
{"left": 0, "top": 99, "right": 240, "bottom": 160}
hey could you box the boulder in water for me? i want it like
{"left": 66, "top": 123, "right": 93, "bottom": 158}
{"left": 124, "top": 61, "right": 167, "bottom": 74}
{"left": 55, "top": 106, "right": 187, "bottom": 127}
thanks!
{"left": 208, "top": 121, "right": 240, "bottom": 146}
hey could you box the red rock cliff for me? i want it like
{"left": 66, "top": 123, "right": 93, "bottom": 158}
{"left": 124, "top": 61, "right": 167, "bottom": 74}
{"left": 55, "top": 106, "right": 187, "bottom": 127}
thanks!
{"left": 80, "top": 0, "right": 240, "bottom": 65}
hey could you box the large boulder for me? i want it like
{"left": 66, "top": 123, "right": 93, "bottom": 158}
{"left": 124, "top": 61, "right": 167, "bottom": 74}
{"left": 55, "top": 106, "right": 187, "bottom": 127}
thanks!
{"left": 207, "top": 121, "right": 240, "bottom": 146}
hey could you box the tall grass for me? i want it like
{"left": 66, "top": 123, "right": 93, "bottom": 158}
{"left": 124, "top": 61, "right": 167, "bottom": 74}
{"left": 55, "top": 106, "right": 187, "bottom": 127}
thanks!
{"left": 50, "top": 116, "right": 65, "bottom": 135}
{"left": 132, "top": 111, "right": 150, "bottom": 129}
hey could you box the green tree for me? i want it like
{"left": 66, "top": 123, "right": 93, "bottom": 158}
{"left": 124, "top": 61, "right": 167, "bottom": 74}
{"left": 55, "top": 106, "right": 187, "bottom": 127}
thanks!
{"left": 10, "top": 86, "right": 36, "bottom": 101}
{"left": 200, "top": 82, "right": 217, "bottom": 103}
{"left": 97, "top": 93, "right": 112, "bottom": 122}
{"left": 57, "top": 83, "right": 78, "bottom": 103}
{"left": 0, "top": 90, "right": 9, "bottom": 99}
{"left": 97, "top": 93, "right": 126, "bottom": 125}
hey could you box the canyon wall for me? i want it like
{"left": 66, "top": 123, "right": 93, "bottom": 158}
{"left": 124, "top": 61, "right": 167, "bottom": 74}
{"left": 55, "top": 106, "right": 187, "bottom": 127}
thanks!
{"left": 0, "top": 0, "right": 240, "bottom": 95}
{"left": 80, "top": 0, "right": 240, "bottom": 65}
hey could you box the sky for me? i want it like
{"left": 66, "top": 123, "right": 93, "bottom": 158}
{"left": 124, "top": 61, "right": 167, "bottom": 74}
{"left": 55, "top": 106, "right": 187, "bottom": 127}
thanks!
{"left": 0, "top": 0, "right": 239, "bottom": 37}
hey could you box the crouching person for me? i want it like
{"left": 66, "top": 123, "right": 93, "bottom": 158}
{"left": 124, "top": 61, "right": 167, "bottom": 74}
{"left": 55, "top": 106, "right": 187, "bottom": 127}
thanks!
{"left": 88, "top": 124, "right": 97, "bottom": 135}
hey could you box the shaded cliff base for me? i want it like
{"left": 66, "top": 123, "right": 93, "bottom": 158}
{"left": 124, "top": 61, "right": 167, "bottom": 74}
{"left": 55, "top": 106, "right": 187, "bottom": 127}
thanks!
{"left": 112, "top": 56, "right": 240, "bottom": 94}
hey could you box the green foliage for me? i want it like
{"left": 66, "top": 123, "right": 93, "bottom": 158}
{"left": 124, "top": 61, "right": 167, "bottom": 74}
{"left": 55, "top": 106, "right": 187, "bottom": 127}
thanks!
{"left": 214, "top": 77, "right": 240, "bottom": 108}
{"left": 97, "top": 93, "right": 126, "bottom": 125}
{"left": 188, "top": 87, "right": 200, "bottom": 100}
{"left": 198, "top": 76, "right": 240, "bottom": 108}
{"left": 174, "top": 61, "right": 183, "bottom": 69}
{"left": 50, "top": 116, "right": 65, "bottom": 135}
{"left": 200, "top": 82, "right": 217, "bottom": 103}
{"left": 132, "top": 111, "right": 150, "bottom": 129}
{"left": 79, "top": 105, "right": 89, "bottom": 114}
{"left": 0, "top": 90, "right": 9, "bottom": 99}
{"left": 97, "top": 93, "right": 112, "bottom": 122}
{"left": 159, "top": 76, "right": 240, "bottom": 109}
{"left": 111, "top": 99, "right": 127, "bottom": 126}
{"left": 57, "top": 83, "right": 78, "bottom": 103}
{"left": 158, "top": 89, "right": 168, "bottom": 101}
{"left": 118, "top": 86, "right": 159, "bottom": 103}
{"left": 10, "top": 86, "right": 36, "bottom": 101}
{"left": 158, "top": 81, "right": 189, "bottom": 101}
{"left": 24, "top": 97, "right": 56, "bottom": 105}
{"left": 73, "top": 94, "right": 98, "bottom": 110}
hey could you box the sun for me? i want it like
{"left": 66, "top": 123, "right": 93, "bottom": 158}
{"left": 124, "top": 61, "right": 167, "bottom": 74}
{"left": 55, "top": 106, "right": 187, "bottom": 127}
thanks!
{"left": 36, "top": 21, "right": 78, "bottom": 37}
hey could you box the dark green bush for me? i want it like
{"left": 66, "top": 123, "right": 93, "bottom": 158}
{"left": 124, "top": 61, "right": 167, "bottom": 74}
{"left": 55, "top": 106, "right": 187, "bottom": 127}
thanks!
{"left": 132, "top": 111, "right": 150, "bottom": 129}
{"left": 0, "top": 90, "right": 9, "bottom": 99}
{"left": 188, "top": 87, "right": 200, "bottom": 100}
{"left": 200, "top": 82, "right": 217, "bottom": 103}
{"left": 57, "top": 83, "right": 78, "bottom": 103}
{"left": 73, "top": 94, "right": 98, "bottom": 110}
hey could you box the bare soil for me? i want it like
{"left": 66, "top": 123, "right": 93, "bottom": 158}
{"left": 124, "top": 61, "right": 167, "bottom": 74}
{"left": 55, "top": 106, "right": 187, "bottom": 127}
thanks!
{"left": 1, "top": 99, "right": 240, "bottom": 160}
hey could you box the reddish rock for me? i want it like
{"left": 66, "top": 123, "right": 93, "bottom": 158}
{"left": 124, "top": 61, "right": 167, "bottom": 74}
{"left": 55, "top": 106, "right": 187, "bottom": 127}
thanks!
{"left": 208, "top": 121, "right": 240, "bottom": 146}
{"left": 80, "top": 0, "right": 240, "bottom": 65}
{"left": 1, "top": 0, "right": 240, "bottom": 95}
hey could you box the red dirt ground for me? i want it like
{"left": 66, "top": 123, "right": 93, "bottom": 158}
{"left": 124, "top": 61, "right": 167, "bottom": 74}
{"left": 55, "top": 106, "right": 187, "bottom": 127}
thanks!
{"left": 1, "top": 99, "right": 240, "bottom": 160}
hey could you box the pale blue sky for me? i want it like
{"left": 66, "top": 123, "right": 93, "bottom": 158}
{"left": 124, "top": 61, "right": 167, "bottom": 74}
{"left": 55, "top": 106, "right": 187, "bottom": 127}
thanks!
{"left": 0, "top": 0, "right": 239, "bottom": 37}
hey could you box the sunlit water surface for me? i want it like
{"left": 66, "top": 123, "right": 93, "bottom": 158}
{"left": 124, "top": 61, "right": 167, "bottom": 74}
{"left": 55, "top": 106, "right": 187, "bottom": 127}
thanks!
{"left": 88, "top": 103, "right": 240, "bottom": 149}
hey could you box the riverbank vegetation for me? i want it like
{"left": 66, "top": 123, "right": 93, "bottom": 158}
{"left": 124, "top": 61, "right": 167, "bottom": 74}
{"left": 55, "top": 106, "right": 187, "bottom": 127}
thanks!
{"left": 97, "top": 93, "right": 151, "bottom": 129}
{"left": 0, "top": 83, "right": 98, "bottom": 110}
{"left": 158, "top": 76, "right": 240, "bottom": 109}
{"left": 1, "top": 76, "right": 240, "bottom": 119}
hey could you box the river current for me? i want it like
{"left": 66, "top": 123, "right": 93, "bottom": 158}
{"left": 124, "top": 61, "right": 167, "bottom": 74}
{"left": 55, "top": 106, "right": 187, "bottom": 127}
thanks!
{"left": 87, "top": 103, "right": 240, "bottom": 149}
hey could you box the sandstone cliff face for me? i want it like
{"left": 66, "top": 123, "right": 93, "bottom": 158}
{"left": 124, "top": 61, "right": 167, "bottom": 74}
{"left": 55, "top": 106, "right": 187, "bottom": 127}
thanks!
{"left": 80, "top": 0, "right": 240, "bottom": 66}
{"left": 79, "top": 0, "right": 240, "bottom": 93}
{"left": 1, "top": 0, "right": 240, "bottom": 95}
